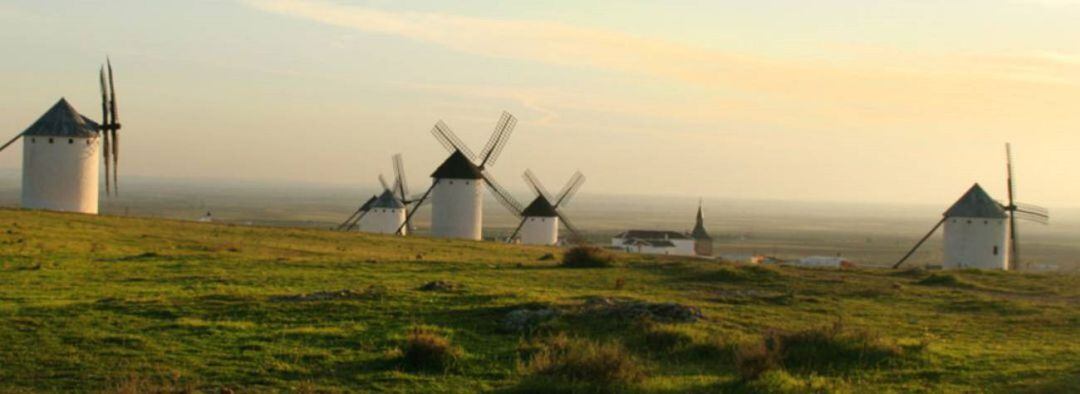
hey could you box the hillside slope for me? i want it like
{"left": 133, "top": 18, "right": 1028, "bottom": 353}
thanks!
{"left": 0, "top": 209, "right": 1077, "bottom": 392}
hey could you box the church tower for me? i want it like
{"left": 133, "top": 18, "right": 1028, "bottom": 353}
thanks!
{"left": 691, "top": 200, "right": 713, "bottom": 257}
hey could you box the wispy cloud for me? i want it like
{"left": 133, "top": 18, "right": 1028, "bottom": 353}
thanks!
{"left": 244, "top": 0, "right": 1080, "bottom": 134}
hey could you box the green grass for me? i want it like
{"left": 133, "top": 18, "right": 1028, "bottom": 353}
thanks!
{"left": 1, "top": 208, "right": 1078, "bottom": 392}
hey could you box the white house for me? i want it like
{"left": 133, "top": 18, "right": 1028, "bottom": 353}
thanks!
{"left": 612, "top": 202, "right": 714, "bottom": 257}
{"left": 612, "top": 230, "right": 697, "bottom": 256}
{"left": 20, "top": 99, "right": 101, "bottom": 214}
{"left": 943, "top": 184, "right": 1009, "bottom": 270}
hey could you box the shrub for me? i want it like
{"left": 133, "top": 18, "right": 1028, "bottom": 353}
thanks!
{"left": 643, "top": 324, "right": 695, "bottom": 352}
{"left": 401, "top": 327, "right": 460, "bottom": 371}
{"left": 917, "top": 273, "right": 976, "bottom": 289}
{"left": 778, "top": 323, "right": 901, "bottom": 372}
{"left": 734, "top": 340, "right": 780, "bottom": 381}
{"left": 520, "top": 337, "right": 645, "bottom": 391}
{"left": 561, "top": 246, "right": 614, "bottom": 268}
{"left": 734, "top": 322, "right": 910, "bottom": 381}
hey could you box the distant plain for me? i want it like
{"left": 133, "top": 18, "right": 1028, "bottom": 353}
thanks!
{"left": 1, "top": 174, "right": 1075, "bottom": 271}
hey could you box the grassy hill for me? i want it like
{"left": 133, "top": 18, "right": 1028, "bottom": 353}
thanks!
{"left": 0, "top": 209, "right": 1077, "bottom": 393}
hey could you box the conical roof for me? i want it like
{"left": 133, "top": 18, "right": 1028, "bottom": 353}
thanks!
{"left": 691, "top": 204, "right": 711, "bottom": 239}
{"left": 359, "top": 195, "right": 379, "bottom": 212}
{"left": 522, "top": 196, "right": 558, "bottom": 217}
{"left": 944, "top": 183, "right": 1007, "bottom": 219}
{"left": 22, "top": 98, "right": 100, "bottom": 138}
{"left": 371, "top": 189, "right": 405, "bottom": 209}
{"left": 431, "top": 150, "right": 483, "bottom": 180}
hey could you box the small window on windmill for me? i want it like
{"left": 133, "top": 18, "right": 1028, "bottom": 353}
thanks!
{"left": 48, "top": 138, "right": 54, "bottom": 144}
{"left": 68, "top": 138, "right": 73, "bottom": 144}
{"left": 30, "top": 138, "right": 36, "bottom": 143}
{"left": 993, "top": 246, "right": 999, "bottom": 255}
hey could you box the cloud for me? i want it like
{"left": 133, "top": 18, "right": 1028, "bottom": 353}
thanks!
{"left": 243, "top": 0, "right": 1080, "bottom": 135}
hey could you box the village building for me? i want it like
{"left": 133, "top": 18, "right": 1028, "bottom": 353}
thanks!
{"left": 612, "top": 201, "right": 714, "bottom": 257}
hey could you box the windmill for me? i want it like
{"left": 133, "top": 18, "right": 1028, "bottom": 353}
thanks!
{"left": 398, "top": 111, "right": 523, "bottom": 240}
{"left": 0, "top": 59, "right": 122, "bottom": 214}
{"left": 509, "top": 169, "right": 586, "bottom": 245}
{"left": 893, "top": 143, "right": 1048, "bottom": 270}
{"left": 338, "top": 154, "right": 420, "bottom": 234}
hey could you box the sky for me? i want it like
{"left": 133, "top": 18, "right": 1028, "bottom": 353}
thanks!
{"left": 1, "top": 0, "right": 1078, "bottom": 208}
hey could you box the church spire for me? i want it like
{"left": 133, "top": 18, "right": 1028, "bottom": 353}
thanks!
{"left": 691, "top": 199, "right": 711, "bottom": 240}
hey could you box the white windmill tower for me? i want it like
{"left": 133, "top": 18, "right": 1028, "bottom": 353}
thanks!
{"left": 509, "top": 169, "right": 586, "bottom": 245}
{"left": 0, "top": 61, "right": 122, "bottom": 214}
{"left": 401, "top": 112, "right": 523, "bottom": 240}
{"left": 894, "top": 144, "right": 1049, "bottom": 270}
{"left": 338, "top": 154, "right": 419, "bottom": 235}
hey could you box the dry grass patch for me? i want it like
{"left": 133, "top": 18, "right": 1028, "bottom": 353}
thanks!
{"left": 518, "top": 335, "right": 645, "bottom": 392}
{"left": 735, "top": 322, "right": 916, "bottom": 380}
{"left": 401, "top": 326, "right": 461, "bottom": 371}
{"left": 561, "top": 245, "right": 614, "bottom": 268}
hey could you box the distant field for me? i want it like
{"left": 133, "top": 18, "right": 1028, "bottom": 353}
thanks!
{"left": 1, "top": 209, "right": 1078, "bottom": 392}
{"left": 1, "top": 176, "right": 1078, "bottom": 270}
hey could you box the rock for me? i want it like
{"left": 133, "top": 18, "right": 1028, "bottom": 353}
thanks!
{"left": 270, "top": 285, "right": 388, "bottom": 302}
{"left": 502, "top": 308, "right": 559, "bottom": 333}
{"left": 418, "top": 280, "right": 460, "bottom": 292}
{"left": 583, "top": 297, "right": 703, "bottom": 323}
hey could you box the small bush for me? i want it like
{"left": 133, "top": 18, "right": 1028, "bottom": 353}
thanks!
{"left": 401, "top": 327, "right": 460, "bottom": 371}
{"left": 734, "top": 322, "right": 911, "bottom": 381}
{"left": 561, "top": 246, "right": 614, "bottom": 268}
{"left": 643, "top": 324, "right": 695, "bottom": 352}
{"left": 520, "top": 337, "right": 645, "bottom": 391}
{"left": 917, "top": 273, "right": 976, "bottom": 289}
{"left": 418, "top": 280, "right": 461, "bottom": 292}
{"left": 734, "top": 340, "right": 780, "bottom": 381}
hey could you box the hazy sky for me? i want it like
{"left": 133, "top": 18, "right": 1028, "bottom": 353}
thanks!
{"left": 1, "top": 0, "right": 1077, "bottom": 208}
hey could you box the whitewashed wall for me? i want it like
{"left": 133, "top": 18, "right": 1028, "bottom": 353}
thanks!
{"left": 21, "top": 135, "right": 99, "bottom": 214}
{"left": 430, "top": 179, "right": 483, "bottom": 240}
{"left": 521, "top": 216, "right": 558, "bottom": 245}
{"left": 359, "top": 208, "right": 406, "bottom": 235}
{"left": 944, "top": 217, "right": 1009, "bottom": 270}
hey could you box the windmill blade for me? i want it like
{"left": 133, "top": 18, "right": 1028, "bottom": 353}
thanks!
{"left": 1010, "top": 221, "right": 1020, "bottom": 270}
{"left": 1015, "top": 211, "right": 1049, "bottom": 225}
{"left": 99, "top": 66, "right": 111, "bottom": 196}
{"left": 345, "top": 210, "right": 370, "bottom": 232}
{"left": 0, "top": 133, "right": 22, "bottom": 153}
{"left": 892, "top": 217, "right": 946, "bottom": 269}
{"left": 478, "top": 111, "right": 517, "bottom": 168}
{"left": 378, "top": 174, "right": 391, "bottom": 192}
{"left": 481, "top": 171, "right": 523, "bottom": 217}
{"left": 522, "top": 169, "right": 553, "bottom": 202}
{"left": 108, "top": 59, "right": 120, "bottom": 196}
{"left": 1005, "top": 143, "right": 1020, "bottom": 270}
{"left": 338, "top": 195, "right": 377, "bottom": 230}
{"left": 393, "top": 153, "right": 410, "bottom": 201}
{"left": 398, "top": 180, "right": 438, "bottom": 235}
{"left": 555, "top": 210, "right": 584, "bottom": 243}
{"left": 554, "top": 171, "right": 586, "bottom": 208}
{"left": 1015, "top": 203, "right": 1048, "bottom": 216}
{"left": 102, "top": 125, "right": 111, "bottom": 196}
{"left": 337, "top": 209, "right": 361, "bottom": 231}
{"left": 108, "top": 59, "right": 119, "bottom": 124}
{"left": 507, "top": 217, "right": 527, "bottom": 243}
{"left": 430, "top": 121, "right": 476, "bottom": 161}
